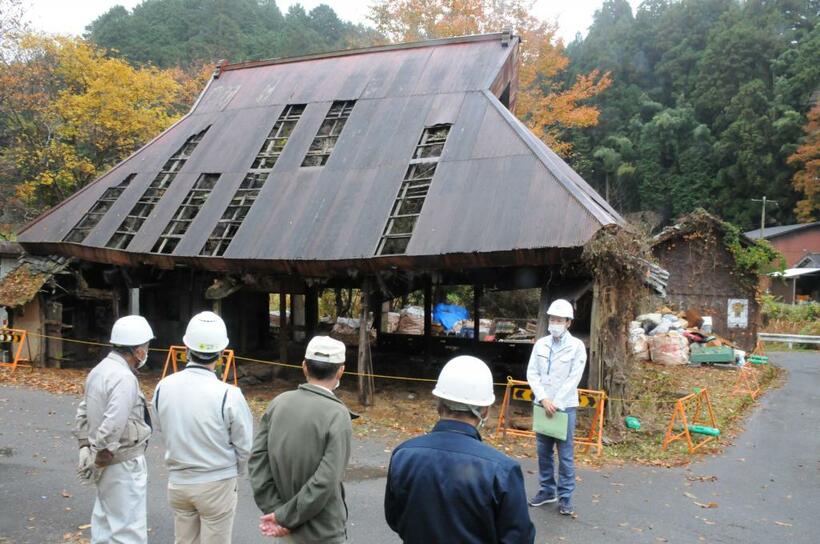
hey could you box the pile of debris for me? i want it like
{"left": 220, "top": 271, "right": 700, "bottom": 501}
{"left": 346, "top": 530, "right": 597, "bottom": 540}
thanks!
{"left": 629, "top": 307, "right": 744, "bottom": 366}
{"left": 330, "top": 316, "right": 377, "bottom": 345}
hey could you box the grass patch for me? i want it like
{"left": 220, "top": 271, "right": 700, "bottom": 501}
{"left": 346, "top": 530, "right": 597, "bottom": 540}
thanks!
{"left": 591, "top": 361, "right": 783, "bottom": 466}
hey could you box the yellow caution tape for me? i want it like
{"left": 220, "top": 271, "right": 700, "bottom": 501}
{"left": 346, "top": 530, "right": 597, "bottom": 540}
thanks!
{"left": 10, "top": 329, "right": 701, "bottom": 400}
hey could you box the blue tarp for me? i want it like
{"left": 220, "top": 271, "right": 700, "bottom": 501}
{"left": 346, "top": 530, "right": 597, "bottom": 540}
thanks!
{"left": 433, "top": 303, "right": 470, "bottom": 332}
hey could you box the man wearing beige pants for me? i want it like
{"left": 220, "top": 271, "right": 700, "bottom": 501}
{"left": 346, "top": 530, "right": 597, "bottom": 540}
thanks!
{"left": 153, "top": 312, "right": 253, "bottom": 543}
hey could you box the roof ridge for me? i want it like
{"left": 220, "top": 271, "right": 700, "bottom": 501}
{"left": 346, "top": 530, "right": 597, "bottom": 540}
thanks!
{"left": 220, "top": 32, "right": 512, "bottom": 72}
{"left": 744, "top": 221, "right": 820, "bottom": 239}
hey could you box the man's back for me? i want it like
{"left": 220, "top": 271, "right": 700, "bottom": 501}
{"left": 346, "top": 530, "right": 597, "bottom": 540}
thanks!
{"left": 153, "top": 365, "right": 252, "bottom": 484}
{"left": 250, "top": 384, "right": 353, "bottom": 544}
{"left": 385, "top": 419, "right": 535, "bottom": 544}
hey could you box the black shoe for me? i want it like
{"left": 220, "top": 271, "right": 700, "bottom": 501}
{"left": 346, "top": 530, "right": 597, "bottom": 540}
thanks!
{"left": 528, "top": 490, "right": 558, "bottom": 507}
{"left": 559, "top": 502, "right": 575, "bottom": 516}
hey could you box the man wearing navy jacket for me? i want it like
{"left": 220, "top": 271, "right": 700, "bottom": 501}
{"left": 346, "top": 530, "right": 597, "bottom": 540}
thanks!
{"left": 384, "top": 355, "right": 535, "bottom": 544}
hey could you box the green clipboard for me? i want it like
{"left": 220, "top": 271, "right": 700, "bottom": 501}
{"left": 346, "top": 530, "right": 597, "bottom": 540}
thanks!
{"left": 533, "top": 405, "right": 568, "bottom": 441}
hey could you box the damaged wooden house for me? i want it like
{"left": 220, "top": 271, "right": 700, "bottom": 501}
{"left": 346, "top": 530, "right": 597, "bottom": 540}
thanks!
{"left": 13, "top": 32, "right": 656, "bottom": 403}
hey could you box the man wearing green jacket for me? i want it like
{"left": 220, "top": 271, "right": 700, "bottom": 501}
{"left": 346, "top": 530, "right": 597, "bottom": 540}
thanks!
{"left": 249, "top": 336, "right": 355, "bottom": 543}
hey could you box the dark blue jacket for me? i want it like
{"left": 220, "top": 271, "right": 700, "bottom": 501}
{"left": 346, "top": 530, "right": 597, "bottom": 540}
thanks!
{"left": 384, "top": 419, "right": 535, "bottom": 544}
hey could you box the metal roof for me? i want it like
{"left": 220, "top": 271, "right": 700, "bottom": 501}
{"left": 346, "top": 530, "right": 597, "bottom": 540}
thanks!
{"left": 745, "top": 222, "right": 820, "bottom": 240}
{"left": 769, "top": 267, "right": 820, "bottom": 279}
{"left": 17, "top": 33, "right": 622, "bottom": 275}
{"left": 796, "top": 253, "right": 820, "bottom": 268}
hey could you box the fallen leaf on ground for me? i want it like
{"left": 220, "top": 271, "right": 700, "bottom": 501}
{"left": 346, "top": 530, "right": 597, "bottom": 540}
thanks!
{"left": 774, "top": 521, "right": 793, "bottom": 527}
{"left": 686, "top": 475, "right": 718, "bottom": 482}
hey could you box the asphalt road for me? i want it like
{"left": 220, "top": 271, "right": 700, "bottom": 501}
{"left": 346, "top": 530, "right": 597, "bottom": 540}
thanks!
{"left": 1, "top": 351, "right": 818, "bottom": 543}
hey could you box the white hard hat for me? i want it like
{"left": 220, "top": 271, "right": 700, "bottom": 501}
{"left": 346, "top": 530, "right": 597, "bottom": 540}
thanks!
{"left": 110, "top": 315, "right": 154, "bottom": 346}
{"left": 183, "top": 311, "right": 229, "bottom": 353}
{"left": 305, "top": 336, "right": 346, "bottom": 364}
{"left": 547, "top": 299, "right": 574, "bottom": 319}
{"left": 432, "top": 355, "right": 495, "bottom": 407}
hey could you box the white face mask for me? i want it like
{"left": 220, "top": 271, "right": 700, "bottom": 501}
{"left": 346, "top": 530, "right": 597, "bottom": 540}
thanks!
{"left": 136, "top": 347, "right": 148, "bottom": 369}
{"left": 548, "top": 323, "right": 566, "bottom": 338}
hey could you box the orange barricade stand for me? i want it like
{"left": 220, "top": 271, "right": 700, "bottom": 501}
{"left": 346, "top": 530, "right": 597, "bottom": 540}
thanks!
{"left": 662, "top": 388, "right": 718, "bottom": 453}
{"left": 732, "top": 365, "right": 761, "bottom": 400}
{"left": 162, "top": 345, "right": 237, "bottom": 385}
{"left": 495, "top": 377, "right": 606, "bottom": 456}
{"left": 0, "top": 328, "right": 30, "bottom": 372}
{"left": 575, "top": 388, "right": 606, "bottom": 456}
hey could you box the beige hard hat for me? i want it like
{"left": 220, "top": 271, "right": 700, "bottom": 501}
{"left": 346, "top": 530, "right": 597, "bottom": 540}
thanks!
{"left": 305, "top": 336, "right": 346, "bottom": 364}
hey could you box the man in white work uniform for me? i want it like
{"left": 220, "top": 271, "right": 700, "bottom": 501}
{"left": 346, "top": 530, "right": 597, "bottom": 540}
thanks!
{"left": 74, "top": 315, "right": 155, "bottom": 544}
{"left": 526, "top": 299, "right": 586, "bottom": 516}
{"left": 153, "top": 311, "right": 254, "bottom": 544}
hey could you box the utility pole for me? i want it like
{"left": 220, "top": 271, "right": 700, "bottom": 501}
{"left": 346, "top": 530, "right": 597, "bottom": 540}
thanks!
{"left": 751, "top": 196, "right": 779, "bottom": 239}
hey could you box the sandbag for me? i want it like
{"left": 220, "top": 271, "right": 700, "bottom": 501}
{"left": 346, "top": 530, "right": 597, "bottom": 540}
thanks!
{"left": 386, "top": 312, "right": 400, "bottom": 333}
{"left": 649, "top": 332, "right": 690, "bottom": 365}
{"left": 398, "top": 306, "right": 424, "bottom": 335}
{"left": 629, "top": 328, "right": 650, "bottom": 361}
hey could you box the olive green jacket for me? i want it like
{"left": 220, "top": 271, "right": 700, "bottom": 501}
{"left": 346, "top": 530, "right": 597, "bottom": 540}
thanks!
{"left": 249, "top": 384, "right": 354, "bottom": 543}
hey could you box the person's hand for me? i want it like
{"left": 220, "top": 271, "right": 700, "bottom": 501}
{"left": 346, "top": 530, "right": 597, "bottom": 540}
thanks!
{"left": 77, "top": 446, "right": 93, "bottom": 479}
{"left": 94, "top": 448, "right": 114, "bottom": 468}
{"left": 541, "top": 399, "right": 557, "bottom": 416}
{"left": 260, "top": 512, "right": 290, "bottom": 537}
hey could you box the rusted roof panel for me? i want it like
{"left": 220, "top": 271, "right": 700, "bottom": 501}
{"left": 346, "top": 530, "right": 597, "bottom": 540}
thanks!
{"left": 18, "top": 33, "right": 622, "bottom": 273}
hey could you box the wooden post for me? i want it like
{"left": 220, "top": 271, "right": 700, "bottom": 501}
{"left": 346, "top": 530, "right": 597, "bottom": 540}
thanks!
{"left": 305, "top": 285, "right": 318, "bottom": 340}
{"left": 536, "top": 286, "right": 550, "bottom": 339}
{"left": 423, "top": 277, "right": 432, "bottom": 364}
{"left": 380, "top": 301, "right": 390, "bottom": 333}
{"left": 128, "top": 288, "right": 140, "bottom": 315}
{"left": 45, "top": 301, "right": 63, "bottom": 369}
{"left": 372, "top": 292, "right": 382, "bottom": 343}
{"left": 473, "top": 285, "right": 482, "bottom": 344}
{"left": 588, "top": 281, "right": 602, "bottom": 391}
{"left": 292, "top": 294, "right": 305, "bottom": 342}
{"left": 357, "top": 281, "right": 375, "bottom": 406}
{"left": 278, "top": 291, "right": 288, "bottom": 363}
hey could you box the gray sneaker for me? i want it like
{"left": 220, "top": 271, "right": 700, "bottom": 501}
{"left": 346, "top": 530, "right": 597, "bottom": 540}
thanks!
{"left": 528, "top": 490, "right": 558, "bottom": 507}
{"left": 558, "top": 500, "right": 575, "bottom": 515}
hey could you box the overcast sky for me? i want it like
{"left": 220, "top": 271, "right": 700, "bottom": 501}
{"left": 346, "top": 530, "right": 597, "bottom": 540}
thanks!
{"left": 25, "top": 0, "right": 641, "bottom": 44}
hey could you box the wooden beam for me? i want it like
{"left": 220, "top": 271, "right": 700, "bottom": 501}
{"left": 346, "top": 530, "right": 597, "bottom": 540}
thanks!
{"left": 357, "top": 281, "right": 375, "bottom": 406}
{"left": 305, "top": 285, "right": 318, "bottom": 339}
{"left": 278, "top": 291, "right": 288, "bottom": 363}
{"left": 536, "top": 286, "right": 550, "bottom": 339}
{"left": 473, "top": 285, "right": 482, "bottom": 344}
{"left": 588, "top": 281, "right": 602, "bottom": 391}
{"left": 423, "top": 277, "right": 432, "bottom": 364}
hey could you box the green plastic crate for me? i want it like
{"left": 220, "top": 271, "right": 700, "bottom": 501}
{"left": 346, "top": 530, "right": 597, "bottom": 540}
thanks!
{"left": 689, "top": 344, "right": 735, "bottom": 364}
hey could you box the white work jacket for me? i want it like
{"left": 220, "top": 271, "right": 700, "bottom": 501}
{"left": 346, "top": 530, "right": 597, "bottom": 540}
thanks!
{"left": 74, "top": 352, "right": 151, "bottom": 463}
{"left": 526, "top": 331, "right": 587, "bottom": 410}
{"left": 152, "top": 363, "right": 253, "bottom": 485}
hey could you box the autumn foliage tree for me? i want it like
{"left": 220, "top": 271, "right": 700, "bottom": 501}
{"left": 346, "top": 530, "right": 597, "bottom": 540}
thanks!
{"left": 788, "top": 102, "right": 820, "bottom": 222}
{"left": 368, "top": 0, "right": 610, "bottom": 154}
{"left": 0, "top": 33, "right": 203, "bottom": 222}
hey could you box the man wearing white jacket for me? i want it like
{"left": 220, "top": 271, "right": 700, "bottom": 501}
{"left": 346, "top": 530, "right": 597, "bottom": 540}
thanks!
{"left": 74, "top": 315, "right": 155, "bottom": 544}
{"left": 526, "top": 299, "right": 586, "bottom": 516}
{"left": 153, "top": 311, "right": 253, "bottom": 544}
